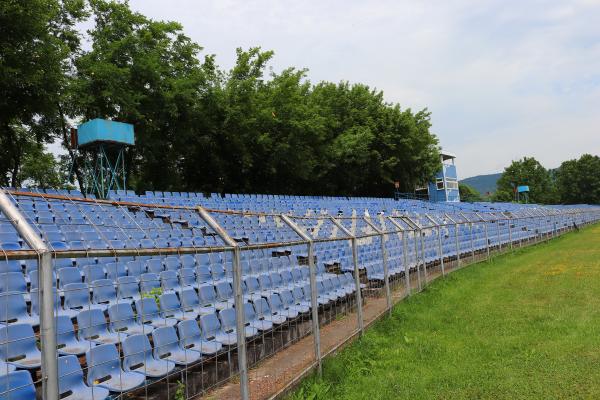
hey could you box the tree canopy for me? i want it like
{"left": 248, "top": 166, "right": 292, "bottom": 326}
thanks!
{"left": 0, "top": 0, "right": 441, "bottom": 197}
{"left": 555, "top": 154, "right": 600, "bottom": 205}
{"left": 494, "top": 157, "right": 558, "bottom": 204}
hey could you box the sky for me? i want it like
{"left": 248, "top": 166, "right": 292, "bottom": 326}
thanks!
{"left": 118, "top": 0, "right": 600, "bottom": 178}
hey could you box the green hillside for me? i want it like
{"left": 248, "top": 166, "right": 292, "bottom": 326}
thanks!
{"left": 460, "top": 173, "right": 501, "bottom": 195}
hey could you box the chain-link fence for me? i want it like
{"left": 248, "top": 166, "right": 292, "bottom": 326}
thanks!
{"left": 0, "top": 188, "right": 598, "bottom": 400}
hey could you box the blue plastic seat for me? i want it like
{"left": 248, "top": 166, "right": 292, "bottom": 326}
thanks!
{"left": 0, "top": 272, "right": 27, "bottom": 297}
{"left": 178, "top": 319, "right": 222, "bottom": 355}
{"left": 0, "top": 293, "right": 38, "bottom": 327}
{"left": 178, "top": 268, "right": 195, "bottom": 289}
{"left": 82, "top": 265, "right": 105, "bottom": 283}
{"left": 134, "top": 298, "right": 178, "bottom": 329}
{"left": 159, "top": 292, "right": 197, "bottom": 321}
{"left": 116, "top": 276, "right": 140, "bottom": 301}
{"left": 164, "top": 257, "right": 181, "bottom": 271}
{"left": 219, "top": 307, "right": 258, "bottom": 339}
{"left": 63, "top": 282, "right": 102, "bottom": 313}
{"left": 139, "top": 273, "right": 160, "bottom": 294}
{"left": 86, "top": 344, "right": 145, "bottom": 393}
{"left": 268, "top": 293, "right": 299, "bottom": 319}
{"left": 105, "top": 262, "right": 127, "bottom": 282}
{"left": 152, "top": 326, "right": 201, "bottom": 366}
{"left": 122, "top": 334, "right": 175, "bottom": 378}
{"left": 58, "top": 355, "right": 109, "bottom": 400}
{"left": 126, "top": 260, "right": 146, "bottom": 277}
{"left": 280, "top": 289, "right": 308, "bottom": 314}
{"left": 145, "top": 259, "right": 163, "bottom": 274}
{"left": 198, "top": 284, "right": 230, "bottom": 311}
{"left": 250, "top": 299, "right": 281, "bottom": 327}
{"left": 0, "top": 324, "right": 41, "bottom": 369}
{"left": 77, "top": 309, "right": 121, "bottom": 345}
{"left": 108, "top": 303, "right": 153, "bottom": 336}
{"left": 91, "top": 279, "right": 120, "bottom": 310}
{"left": 58, "top": 267, "right": 82, "bottom": 292}
{"left": 195, "top": 265, "right": 212, "bottom": 284}
{"left": 243, "top": 277, "right": 263, "bottom": 302}
{"left": 0, "top": 370, "right": 36, "bottom": 400}
{"left": 159, "top": 270, "right": 181, "bottom": 293}
{"left": 56, "top": 315, "right": 96, "bottom": 356}
{"left": 180, "top": 288, "right": 215, "bottom": 316}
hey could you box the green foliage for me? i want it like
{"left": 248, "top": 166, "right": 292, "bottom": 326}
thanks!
{"left": 141, "top": 287, "right": 162, "bottom": 307}
{"left": 555, "top": 154, "right": 600, "bottom": 205}
{"left": 496, "top": 157, "right": 558, "bottom": 204}
{"left": 0, "top": 0, "right": 86, "bottom": 186}
{"left": 175, "top": 380, "right": 185, "bottom": 400}
{"left": 458, "top": 183, "right": 482, "bottom": 202}
{"left": 290, "top": 223, "right": 600, "bottom": 399}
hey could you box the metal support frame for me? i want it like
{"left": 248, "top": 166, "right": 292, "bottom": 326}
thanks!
{"left": 280, "top": 215, "right": 322, "bottom": 374}
{"left": 330, "top": 217, "right": 364, "bottom": 336}
{"left": 363, "top": 218, "right": 392, "bottom": 315}
{"left": 402, "top": 216, "right": 425, "bottom": 289}
{"left": 196, "top": 207, "right": 249, "bottom": 400}
{"left": 475, "top": 213, "right": 491, "bottom": 261}
{"left": 0, "top": 190, "right": 58, "bottom": 400}
{"left": 81, "top": 143, "right": 127, "bottom": 199}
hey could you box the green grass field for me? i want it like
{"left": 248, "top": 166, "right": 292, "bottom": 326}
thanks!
{"left": 289, "top": 224, "right": 600, "bottom": 400}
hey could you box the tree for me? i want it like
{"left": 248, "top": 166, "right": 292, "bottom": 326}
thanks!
{"left": 18, "top": 146, "right": 65, "bottom": 189}
{"left": 556, "top": 154, "right": 600, "bottom": 204}
{"left": 459, "top": 183, "right": 482, "bottom": 202}
{"left": 496, "top": 157, "right": 558, "bottom": 204}
{"left": 0, "top": 0, "right": 86, "bottom": 186}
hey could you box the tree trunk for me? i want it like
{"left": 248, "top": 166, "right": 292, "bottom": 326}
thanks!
{"left": 57, "top": 103, "right": 86, "bottom": 194}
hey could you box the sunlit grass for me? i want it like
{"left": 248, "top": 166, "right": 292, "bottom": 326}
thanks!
{"left": 289, "top": 224, "right": 600, "bottom": 399}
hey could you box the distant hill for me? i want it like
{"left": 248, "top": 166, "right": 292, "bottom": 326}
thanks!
{"left": 461, "top": 173, "right": 502, "bottom": 196}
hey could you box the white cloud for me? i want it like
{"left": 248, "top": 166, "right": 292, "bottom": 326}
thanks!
{"left": 126, "top": 0, "right": 600, "bottom": 178}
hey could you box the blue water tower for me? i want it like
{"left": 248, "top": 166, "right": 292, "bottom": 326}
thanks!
{"left": 75, "top": 119, "right": 135, "bottom": 199}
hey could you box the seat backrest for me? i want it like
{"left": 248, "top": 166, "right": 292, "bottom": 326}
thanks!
{"left": 105, "top": 262, "right": 127, "bottom": 281}
{"left": 195, "top": 266, "right": 211, "bottom": 283}
{"left": 0, "top": 324, "right": 37, "bottom": 361}
{"left": 179, "top": 288, "right": 199, "bottom": 310}
{"left": 77, "top": 309, "right": 107, "bottom": 340}
{"left": 199, "top": 313, "right": 220, "bottom": 338}
{"left": 160, "top": 270, "right": 179, "bottom": 290}
{"left": 85, "top": 344, "right": 120, "bottom": 386}
{"left": 117, "top": 276, "right": 139, "bottom": 299}
{"left": 140, "top": 273, "right": 160, "bottom": 293}
{"left": 91, "top": 279, "right": 116, "bottom": 303}
{"left": 0, "top": 370, "right": 36, "bottom": 400}
{"left": 0, "top": 272, "right": 26, "bottom": 294}
{"left": 127, "top": 260, "right": 146, "bottom": 276}
{"left": 145, "top": 259, "right": 163, "bottom": 274}
{"left": 177, "top": 319, "right": 200, "bottom": 348}
{"left": 0, "top": 293, "right": 27, "bottom": 322}
{"left": 279, "top": 290, "right": 295, "bottom": 307}
{"left": 152, "top": 326, "right": 178, "bottom": 356}
{"left": 58, "top": 355, "right": 85, "bottom": 396}
{"left": 218, "top": 308, "right": 236, "bottom": 332}
{"left": 252, "top": 299, "right": 269, "bottom": 318}
{"left": 134, "top": 298, "right": 160, "bottom": 324}
{"left": 82, "top": 265, "right": 105, "bottom": 283}
{"left": 108, "top": 303, "right": 136, "bottom": 332}
{"left": 158, "top": 293, "right": 180, "bottom": 314}
{"left": 122, "top": 334, "right": 152, "bottom": 371}
{"left": 164, "top": 257, "right": 180, "bottom": 271}
{"left": 198, "top": 285, "right": 217, "bottom": 304}
{"left": 268, "top": 294, "right": 284, "bottom": 311}
{"left": 58, "top": 267, "right": 81, "bottom": 288}
{"left": 179, "top": 268, "right": 195, "bottom": 287}
{"left": 63, "top": 283, "right": 90, "bottom": 309}
{"left": 215, "top": 282, "right": 232, "bottom": 300}
{"left": 180, "top": 255, "right": 195, "bottom": 269}
{"left": 56, "top": 315, "right": 77, "bottom": 346}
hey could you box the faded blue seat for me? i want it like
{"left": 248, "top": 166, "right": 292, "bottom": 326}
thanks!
{"left": 134, "top": 298, "right": 178, "bottom": 329}
{"left": 218, "top": 308, "right": 258, "bottom": 341}
{"left": 58, "top": 355, "right": 109, "bottom": 400}
{"left": 180, "top": 288, "right": 215, "bottom": 316}
{"left": 159, "top": 292, "right": 197, "bottom": 321}
{"left": 152, "top": 326, "right": 201, "bottom": 366}
{"left": 250, "top": 299, "right": 281, "bottom": 328}
{"left": 268, "top": 293, "right": 299, "bottom": 319}
{"left": 0, "top": 370, "right": 36, "bottom": 400}
{"left": 77, "top": 309, "right": 121, "bottom": 345}
{"left": 0, "top": 293, "right": 38, "bottom": 327}
{"left": 122, "top": 334, "right": 175, "bottom": 378}
{"left": 0, "top": 324, "right": 41, "bottom": 369}
{"left": 178, "top": 319, "right": 222, "bottom": 355}
{"left": 116, "top": 276, "right": 140, "bottom": 302}
{"left": 86, "top": 344, "right": 145, "bottom": 393}
{"left": 108, "top": 303, "right": 154, "bottom": 336}
{"left": 56, "top": 315, "right": 96, "bottom": 356}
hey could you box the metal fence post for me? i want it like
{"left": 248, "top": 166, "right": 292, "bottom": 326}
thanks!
{"left": 280, "top": 215, "right": 322, "bottom": 375}
{"left": 0, "top": 190, "right": 59, "bottom": 400}
{"left": 330, "top": 218, "right": 364, "bottom": 336}
{"left": 364, "top": 218, "right": 392, "bottom": 315}
{"left": 197, "top": 207, "right": 249, "bottom": 400}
